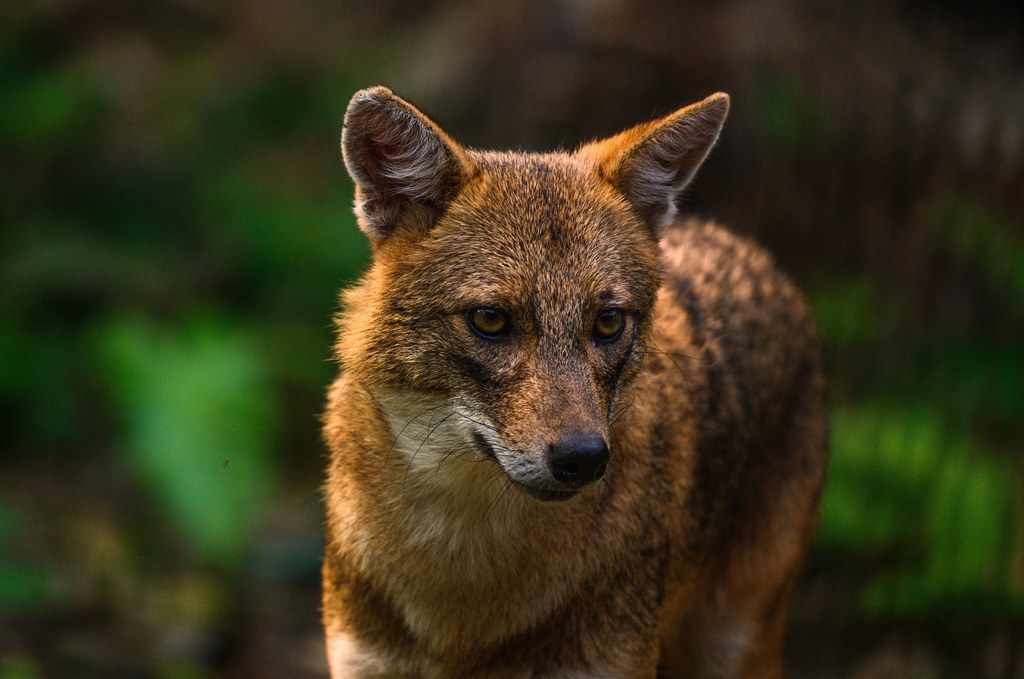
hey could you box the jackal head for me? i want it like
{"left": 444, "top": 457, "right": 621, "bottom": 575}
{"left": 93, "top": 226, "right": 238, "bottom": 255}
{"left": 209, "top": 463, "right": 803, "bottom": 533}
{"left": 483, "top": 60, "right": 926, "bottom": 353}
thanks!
{"left": 337, "top": 87, "right": 727, "bottom": 502}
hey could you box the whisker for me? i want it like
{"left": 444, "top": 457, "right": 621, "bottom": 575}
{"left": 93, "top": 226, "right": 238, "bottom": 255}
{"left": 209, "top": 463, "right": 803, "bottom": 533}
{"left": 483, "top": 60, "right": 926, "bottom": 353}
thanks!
{"left": 609, "top": 394, "right": 637, "bottom": 428}
{"left": 384, "top": 401, "right": 451, "bottom": 465}
{"left": 486, "top": 472, "right": 518, "bottom": 527}
{"left": 436, "top": 443, "right": 497, "bottom": 473}
{"left": 450, "top": 409, "right": 504, "bottom": 434}
{"left": 402, "top": 411, "right": 456, "bottom": 490}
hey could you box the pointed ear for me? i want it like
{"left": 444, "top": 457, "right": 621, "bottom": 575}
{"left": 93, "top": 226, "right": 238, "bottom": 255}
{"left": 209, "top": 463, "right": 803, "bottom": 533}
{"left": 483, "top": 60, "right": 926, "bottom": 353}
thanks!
{"left": 342, "top": 87, "right": 472, "bottom": 243}
{"left": 579, "top": 92, "right": 729, "bottom": 234}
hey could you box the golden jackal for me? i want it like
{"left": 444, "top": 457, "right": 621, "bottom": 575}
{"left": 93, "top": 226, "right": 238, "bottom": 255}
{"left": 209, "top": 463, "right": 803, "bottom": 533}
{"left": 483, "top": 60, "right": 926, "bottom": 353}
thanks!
{"left": 321, "top": 86, "right": 827, "bottom": 678}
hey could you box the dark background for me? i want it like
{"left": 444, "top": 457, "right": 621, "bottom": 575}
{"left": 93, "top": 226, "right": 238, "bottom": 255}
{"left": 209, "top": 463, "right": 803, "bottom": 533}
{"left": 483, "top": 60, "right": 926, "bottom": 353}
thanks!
{"left": 2, "top": 0, "right": 1022, "bottom": 676}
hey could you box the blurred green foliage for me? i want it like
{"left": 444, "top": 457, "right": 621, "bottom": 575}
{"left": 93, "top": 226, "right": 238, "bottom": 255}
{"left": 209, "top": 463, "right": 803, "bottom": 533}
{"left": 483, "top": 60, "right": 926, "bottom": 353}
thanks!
{"left": 0, "top": 55, "right": 101, "bottom": 152}
{"left": 753, "top": 69, "right": 836, "bottom": 155}
{"left": 96, "top": 315, "right": 278, "bottom": 570}
{"left": 820, "top": 403, "right": 1024, "bottom": 619}
{"left": 929, "top": 196, "right": 1024, "bottom": 317}
{"left": 0, "top": 501, "right": 59, "bottom": 612}
{"left": 0, "top": 656, "right": 42, "bottom": 679}
{"left": 0, "top": 8, "right": 370, "bottom": 659}
{"left": 810, "top": 277, "right": 887, "bottom": 350}
{"left": 811, "top": 257, "right": 1024, "bottom": 622}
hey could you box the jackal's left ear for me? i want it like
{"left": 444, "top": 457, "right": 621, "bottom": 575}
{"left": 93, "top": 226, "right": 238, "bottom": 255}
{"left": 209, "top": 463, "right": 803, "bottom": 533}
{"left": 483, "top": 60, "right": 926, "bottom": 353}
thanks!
{"left": 580, "top": 92, "right": 729, "bottom": 235}
{"left": 342, "top": 87, "right": 473, "bottom": 243}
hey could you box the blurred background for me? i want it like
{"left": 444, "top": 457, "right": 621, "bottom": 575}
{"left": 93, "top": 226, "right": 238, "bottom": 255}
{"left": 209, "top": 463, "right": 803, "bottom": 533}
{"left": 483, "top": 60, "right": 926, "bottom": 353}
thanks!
{"left": 1, "top": 0, "right": 1022, "bottom": 676}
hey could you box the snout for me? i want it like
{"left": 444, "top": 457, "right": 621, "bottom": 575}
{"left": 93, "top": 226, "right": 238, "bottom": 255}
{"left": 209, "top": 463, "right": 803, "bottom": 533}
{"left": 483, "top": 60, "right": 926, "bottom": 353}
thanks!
{"left": 546, "top": 432, "right": 609, "bottom": 488}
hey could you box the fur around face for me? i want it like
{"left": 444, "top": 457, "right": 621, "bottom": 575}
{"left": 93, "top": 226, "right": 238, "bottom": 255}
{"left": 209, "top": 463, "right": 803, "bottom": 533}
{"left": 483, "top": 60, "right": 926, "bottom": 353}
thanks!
{"left": 322, "top": 87, "right": 827, "bottom": 679}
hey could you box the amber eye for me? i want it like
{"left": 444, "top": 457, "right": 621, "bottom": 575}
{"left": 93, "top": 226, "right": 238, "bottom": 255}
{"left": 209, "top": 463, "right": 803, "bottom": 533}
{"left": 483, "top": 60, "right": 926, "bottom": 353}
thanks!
{"left": 467, "top": 307, "right": 510, "bottom": 339}
{"left": 593, "top": 309, "right": 626, "bottom": 342}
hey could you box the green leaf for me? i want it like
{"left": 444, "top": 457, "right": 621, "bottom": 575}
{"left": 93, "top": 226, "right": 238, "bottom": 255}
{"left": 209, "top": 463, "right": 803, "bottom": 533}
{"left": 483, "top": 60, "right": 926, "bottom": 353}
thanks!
{"left": 809, "top": 277, "right": 886, "bottom": 350}
{"left": 0, "top": 656, "right": 42, "bottom": 679}
{"left": 0, "top": 559, "right": 56, "bottom": 611}
{"left": 94, "top": 314, "right": 279, "bottom": 571}
{"left": 818, "top": 402, "right": 1024, "bottom": 620}
{"left": 0, "top": 67, "right": 101, "bottom": 151}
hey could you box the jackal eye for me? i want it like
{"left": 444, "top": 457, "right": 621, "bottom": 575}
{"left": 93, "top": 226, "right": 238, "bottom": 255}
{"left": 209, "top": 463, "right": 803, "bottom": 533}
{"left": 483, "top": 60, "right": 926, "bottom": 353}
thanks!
{"left": 467, "top": 307, "right": 510, "bottom": 339}
{"left": 593, "top": 309, "right": 626, "bottom": 342}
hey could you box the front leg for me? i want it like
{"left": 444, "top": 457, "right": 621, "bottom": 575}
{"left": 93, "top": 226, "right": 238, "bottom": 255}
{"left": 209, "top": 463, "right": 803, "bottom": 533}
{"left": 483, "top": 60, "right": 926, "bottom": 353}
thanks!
{"left": 326, "top": 631, "right": 389, "bottom": 679}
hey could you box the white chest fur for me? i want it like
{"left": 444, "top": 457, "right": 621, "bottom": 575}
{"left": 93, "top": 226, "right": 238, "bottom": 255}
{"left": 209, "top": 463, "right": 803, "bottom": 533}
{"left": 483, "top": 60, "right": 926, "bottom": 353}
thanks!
{"left": 365, "top": 391, "right": 571, "bottom": 647}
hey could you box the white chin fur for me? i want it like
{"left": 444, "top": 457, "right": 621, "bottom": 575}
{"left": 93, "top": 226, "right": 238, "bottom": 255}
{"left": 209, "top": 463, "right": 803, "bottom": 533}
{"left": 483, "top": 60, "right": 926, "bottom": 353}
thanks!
{"left": 376, "top": 390, "right": 499, "bottom": 488}
{"left": 376, "top": 389, "right": 550, "bottom": 490}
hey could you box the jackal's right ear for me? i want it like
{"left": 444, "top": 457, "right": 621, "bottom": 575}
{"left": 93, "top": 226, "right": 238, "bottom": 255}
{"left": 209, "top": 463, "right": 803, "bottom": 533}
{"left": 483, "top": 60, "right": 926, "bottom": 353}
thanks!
{"left": 580, "top": 92, "right": 729, "bottom": 236}
{"left": 342, "top": 87, "right": 472, "bottom": 243}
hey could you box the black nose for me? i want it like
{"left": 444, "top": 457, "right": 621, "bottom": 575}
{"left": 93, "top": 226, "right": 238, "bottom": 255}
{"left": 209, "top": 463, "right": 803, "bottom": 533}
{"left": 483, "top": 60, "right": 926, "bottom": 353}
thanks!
{"left": 546, "top": 432, "right": 609, "bottom": 487}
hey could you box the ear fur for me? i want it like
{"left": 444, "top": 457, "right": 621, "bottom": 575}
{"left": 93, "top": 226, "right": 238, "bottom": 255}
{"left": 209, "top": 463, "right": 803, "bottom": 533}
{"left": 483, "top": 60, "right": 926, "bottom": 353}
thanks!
{"left": 342, "top": 87, "right": 472, "bottom": 243}
{"left": 579, "top": 92, "right": 729, "bottom": 234}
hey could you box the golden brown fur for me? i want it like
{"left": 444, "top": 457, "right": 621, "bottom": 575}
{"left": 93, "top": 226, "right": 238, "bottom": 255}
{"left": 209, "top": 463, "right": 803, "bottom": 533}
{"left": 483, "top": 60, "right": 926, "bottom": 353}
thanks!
{"left": 322, "top": 87, "right": 826, "bottom": 678}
